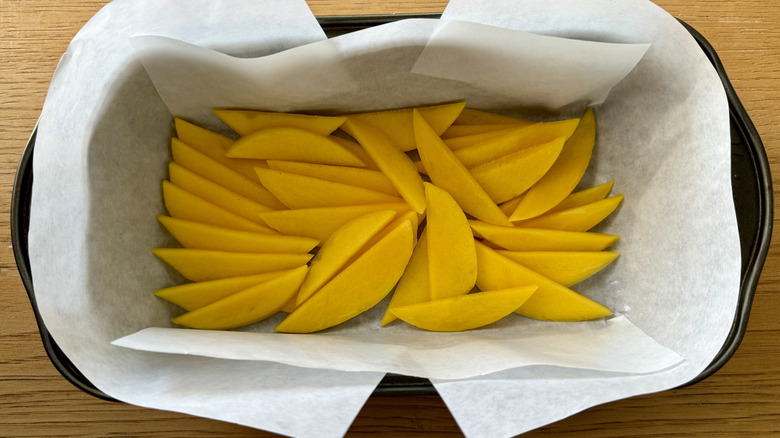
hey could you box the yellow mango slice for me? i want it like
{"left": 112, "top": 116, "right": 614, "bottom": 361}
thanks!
{"left": 171, "top": 138, "right": 285, "bottom": 209}
{"left": 162, "top": 181, "right": 275, "bottom": 233}
{"left": 225, "top": 127, "right": 365, "bottom": 167}
{"left": 391, "top": 286, "right": 537, "bottom": 332}
{"left": 413, "top": 110, "right": 510, "bottom": 226}
{"left": 475, "top": 241, "right": 612, "bottom": 321}
{"left": 382, "top": 229, "right": 430, "bottom": 326}
{"left": 329, "top": 136, "right": 380, "bottom": 170}
{"left": 497, "top": 251, "right": 619, "bottom": 287}
{"left": 499, "top": 193, "right": 525, "bottom": 216}
{"left": 342, "top": 118, "right": 427, "bottom": 214}
{"left": 470, "top": 137, "right": 566, "bottom": 203}
{"left": 343, "top": 102, "right": 466, "bottom": 152}
{"left": 512, "top": 194, "right": 624, "bottom": 231}
{"left": 454, "top": 108, "right": 535, "bottom": 125}
{"left": 267, "top": 160, "right": 398, "bottom": 195}
{"left": 547, "top": 181, "right": 614, "bottom": 214}
{"left": 510, "top": 108, "right": 597, "bottom": 220}
{"left": 454, "top": 119, "right": 579, "bottom": 168}
{"left": 168, "top": 162, "right": 273, "bottom": 223}
{"left": 443, "top": 127, "right": 523, "bottom": 151}
{"left": 155, "top": 270, "right": 293, "bottom": 311}
{"left": 213, "top": 109, "right": 346, "bottom": 136}
{"left": 172, "top": 266, "right": 309, "bottom": 330}
{"left": 174, "top": 118, "right": 268, "bottom": 180}
{"left": 425, "top": 183, "right": 477, "bottom": 300}
{"left": 470, "top": 221, "right": 619, "bottom": 251}
{"left": 157, "top": 215, "right": 317, "bottom": 253}
{"left": 297, "top": 210, "right": 396, "bottom": 306}
{"left": 254, "top": 168, "right": 404, "bottom": 209}
{"left": 275, "top": 219, "right": 414, "bottom": 333}
{"left": 152, "top": 248, "right": 312, "bottom": 282}
{"left": 257, "top": 203, "right": 412, "bottom": 243}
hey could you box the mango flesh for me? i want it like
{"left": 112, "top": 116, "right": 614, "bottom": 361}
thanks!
{"left": 512, "top": 194, "right": 624, "bottom": 232}
{"left": 213, "top": 109, "right": 346, "bottom": 136}
{"left": 391, "top": 286, "right": 538, "bottom": 332}
{"left": 226, "top": 127, "right": 365, "bottom": 167}
{"left": 151, "top": 248, "right": 312, "bottom": 282}
{"left": 496, "top": 251, "right": 619, "bottom": 287}
{"left": 547, "top": 181, "right": 614, "bottom": 214}
{"left": 470, "top": 220, "right": 620, "bottom": 252}
{"left": 382, "top": 229, "right": 430, "bottom": 326}
{"left": 442, "top": 123, "right": 531, "bottom": 139}
{"left": 443, "top": 127, "right": 524, "bottom": 151}
{"left": 266, "top": 160, "right": 399, "bottom": 196}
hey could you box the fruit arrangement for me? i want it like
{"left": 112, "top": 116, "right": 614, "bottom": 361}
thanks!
{"left": 153, "top": 102, "right": 622, "bottom": 333}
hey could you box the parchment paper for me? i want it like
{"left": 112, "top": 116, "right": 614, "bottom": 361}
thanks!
{"left": 28, "top": 0, "right": 739, "bottom": 436}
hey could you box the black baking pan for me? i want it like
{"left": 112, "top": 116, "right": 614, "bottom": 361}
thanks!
{"left": 10, "top": 14, "right": 772, "bottom": 401}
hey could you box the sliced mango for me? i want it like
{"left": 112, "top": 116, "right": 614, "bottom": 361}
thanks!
{"left": 547, "top": 181, "right": 614, "bottom": 214}
{"left": 213, "top": 109, "right": 345, "bottom": 136}
{"left": 329, "top": 136, "right": 379, "bottom": 170}
{"left": 454, "top": 108, "right": 535, "bottom": 125}
{"left": 413, "top": 110, "right": 510, "bottom": 226}
{"left": 275, "top": 219, "right": 414, "bottom": 333}
{"left": 391, "top": 286, "right": 537, "bottom": 332}
{"left": 171, "top": 266, "right": 309, "bottom": 330}
{"left": 425, "top": 183, "right": 477, "bottom": 300}
{"left": 343, "top": 102, "right": 466, "bottom": 152}
{"left": 475, "top": 241, "right": 612, "bottom": 321}
{"left": 470, "top": 221, "right": 619, "bottom": 251}
{"left": 497, "top": 251, "right": 619, "bottom": 287}
{"left": 225, "top": 127, "right": 365, "bottom": 167}
{"left": 441, "top": 123, "right": 529, "bottom": 139}
{"left": 443, "top": 127, "right": 524, "bottom": 151}
{"left": 266, "top": 160, "right": 398, "bottom": 195}
{"left": 297, "top": 210, "right": 396, "bottom": 306}
{"left": 342, "top": 118, "right": 427, "bottom": 214}
{"left": 510, "top": 108, "right": 597, "bottom": 220}
{"left": 382, "top": 229, "right": 430, "bottom": 326}
{"left": 157, "top": 215, "right": 317, "bottom": 253}
{"left": 152, "top": 248, "right": 312, "bottom": 282}
{"left": 470, "top": 137, "right": 566, "bottom": 203}
{"left": 512, "top": 194, "right": 624, "bottom": 231}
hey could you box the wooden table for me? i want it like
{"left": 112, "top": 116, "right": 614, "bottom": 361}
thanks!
{"left": 2, "top": 1, "right": 778, "bottom": 436}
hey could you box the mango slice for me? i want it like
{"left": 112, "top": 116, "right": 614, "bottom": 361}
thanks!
{"left": 267, "top": 160, "right": 398, "bottom": 195}
{"left": 475, "top": 241, "right": 612, "bottom": 321}
{"left": 413, "top": 110, "right": 510, "bottom": 226}
{"left": 496, "top": 251, "right": 619, "bottom": 287}
{"left": 391, "top": 286, "right": 537, "bottom": 332}
{"left": 297, "top": 210, "right": 396, "bottom": 306}
{"left": 155, "top": 270, "right": 294, "bottom": 311}
{"left": 157, "top": 215, "right": 317, "bottom": 253}
{"left": 329, "top": 136, "right": 380, "bottom": 170}
{"left": 342, "top": 118, "right": 427, "bottom": 214}
{"left": 213, "top": 109, "right": 346, "bottom": 136}
{"left": 443, "top": 127, "right": 524, "bottom": 151}
{"left": 512, "top": 194, "right": 624, "bottom": 231}
{"left": 225, "top": 127, "right": 365, "bottom": 167}
{"left": 343, "top": 102, "right": 466, "bottom": 152}
{"left": 275, "top": 219, "right": 414, "bottom": 333}
{"left": 382, "top": 229, "right": 430, "bottom": 326}
{"left": 152, "top": 248, "right": 312, "bottom": 282}
{"left": 441, "top": 123, "right": 529, "bottom": 139}
{"left": 454, "top": 108, "right": 535, "bottom": 125}
{"left": 547, "top": 181, "right": 614, "bottom": 214}
{"left": 470, "top": 221, "right": 619, "bottom": 251}
{"left": 257, "top": 203, "right": 413, "bottom": 243}
{"left": 162, "top": 181, "right": 275, "bottom": 233}
{"left": 510, "top": 108, "right": 597, "bottom": 220}
{"left": 425, "top": 183, "right": 477, "bottom": 300}
{"left": 171, "top": 138, "right": 284, "bottom": 209}
{"left": 172, "top": 266, "right": 309, "bottom": 330}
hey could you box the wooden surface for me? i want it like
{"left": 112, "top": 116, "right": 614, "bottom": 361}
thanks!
{"left": 1, "top": 0, "right": 778, "bottom": 436}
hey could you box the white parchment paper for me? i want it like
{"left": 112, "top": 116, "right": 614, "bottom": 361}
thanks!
{"left": 28, "top": 0, "right": 739, "bottom": 436}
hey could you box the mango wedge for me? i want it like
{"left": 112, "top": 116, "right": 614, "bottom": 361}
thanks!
{"left": 213, "top": 109, "right": 345, "bottom": 136}
{"left": 497, "top": 251, "right": 619, "bottom": 287}
{"left": 454, "top": 108, "right": 535, "bottom": 125}
{"left": 425, "top": 183, "right": 477, "bottom": 300}
{"left": 343, "top": 102, "right": 466, "bottom": 152}
{"left": 342, "top": 118, "right": 427, "bottom": 214}
{"left": 512, "top": 194, "right": 624, "bottom": 232}
{"left": 297, "top": 210, "right": 396, "bottom": 306}
{"left": 510, "top": 108, "right": 597, "bottom": 220}
{"left": 226, "top": 127, "right": 365, "bottom": 167}
{"left": 155, "top": 270, "right": 294, "bottom": 311}
{"left": 255, "top": 168, "right": 404, "bottom": 209}
{"left": 157, "top": 216, "right": 317, "bottom": 253}
{"left": 382, "top": 229, "right": 430, "bottom": 326}
{"left": 442, "top": 123, "right": 529, "bottom": 139}
{"left": 172, "top": 266, "right": 309, "bottom": 330}
{"left": 162, "top": 181, "right": 275, "bottom": 234}
{"left": 329, "top": 136, "right": 380, "bottom": 170}
{"left": 470, "top": 221, "right": 619, "bottom": 251}
{"left": 413, "top": 110, "right": 510, "bottom": 226}
{"left": 475, "top": 241, "right": 612, "bottom": 321}
{"left": 443, "top": 127, "right": 524, "bottom": 151}
{"left": 151, "top": 248, "right": 312, "bottom": 282}
{"left": 267, "top": 160, "right": 398, "bottom": 196}
{"left": 547, "top": 181, "right": 614, "bottom": 214}
{"left": 392, "top": 286, "right": 538, "bottom": 332}
{"left": 275, "top": 220, "right": 414, "bottom": 333}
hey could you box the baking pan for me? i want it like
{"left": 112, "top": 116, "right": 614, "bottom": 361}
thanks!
{"left": 11, "top": 14, "right": 772, "bottom": 401}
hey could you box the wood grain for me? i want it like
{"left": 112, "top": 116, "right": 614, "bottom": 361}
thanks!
{"left": 1, "top": 0, "right": 778, "bottom": 436}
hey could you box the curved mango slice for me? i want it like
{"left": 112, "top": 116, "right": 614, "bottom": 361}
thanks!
{"left": 547, "top": 181, "right": 614, "bottom": 214}
{"left": 469, "top": 221, "right": 619, "bottom": 252}
{"left": 441, "top": 123, "right": 529, "bottom": 139}
{"left": 512, "top": 194, "right": 624, "bottom": 232}
{"left": 226, "top": 127, "right": 365, "bottom": 167}
{"left": 171, "top": 266, "right": 309, "bottom": 330}
{"left": 267, "top": 160, "right": 398, "bottom": 195}
{"left": 454, "top": 108, "right": 535, "bottom": 125}
{"left": 151, "top": 248, "right": 312, "bottom": 282}
{"left": 275, "top": 220, "right": 414, "bottom": 333}
{"left": 496, "top": 251, "right": 619, "bottom": 287}
{"left": 382, "top": 229, "right": 430, "bottom": 326}
{"left": 510, "top": 108, "right": 597, "bottom": 220}
{"left": 213, "top": 109, "right": 345, "bottom": 136}
{"left": 443, "top": 127, "right": 523, "bottom": 151}
{"left": 391, "top": 286, "right": 537, "bottom": 332}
